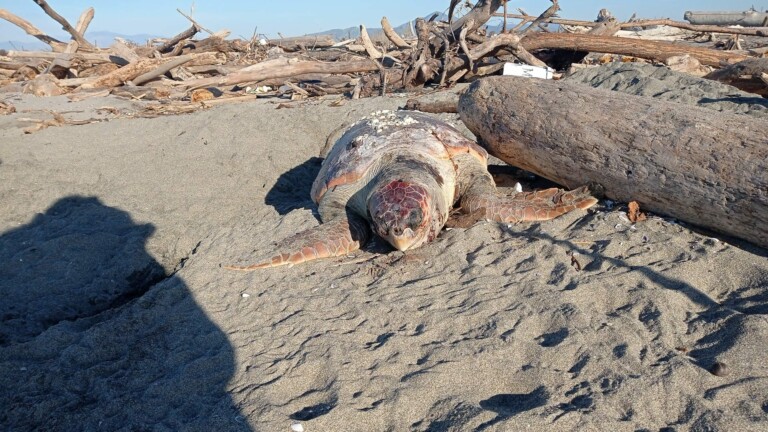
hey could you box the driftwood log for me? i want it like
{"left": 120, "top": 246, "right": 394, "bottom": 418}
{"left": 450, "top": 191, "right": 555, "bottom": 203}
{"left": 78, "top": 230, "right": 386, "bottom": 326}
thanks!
{"left": 520, "top": 33, "right": 748, "bottom": 67}
{"left": 459, "top": 77, "right": 768, "bottom": 249}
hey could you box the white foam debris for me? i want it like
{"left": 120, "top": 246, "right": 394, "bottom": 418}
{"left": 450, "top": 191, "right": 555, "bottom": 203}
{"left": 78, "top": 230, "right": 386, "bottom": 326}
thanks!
{"left": 513, "top": 182, "right": 523, "bottom": 193}
{"left": 290, "top": 422, "right": 305, "bottom": 432}
{"left": 241, "top": 293, "right": 250, "bottom": 298}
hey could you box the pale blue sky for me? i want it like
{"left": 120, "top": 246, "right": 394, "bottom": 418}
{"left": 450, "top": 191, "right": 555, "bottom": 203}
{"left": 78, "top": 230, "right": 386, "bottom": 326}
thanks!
{"left": 1, "top": 0, "right": 765, "bottom": 44}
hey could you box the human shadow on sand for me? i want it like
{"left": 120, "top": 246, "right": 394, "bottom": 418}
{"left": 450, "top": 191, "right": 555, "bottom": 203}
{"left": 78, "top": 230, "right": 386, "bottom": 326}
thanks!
{"left": 0, "top": 196, "right": 250, "bottom": 431}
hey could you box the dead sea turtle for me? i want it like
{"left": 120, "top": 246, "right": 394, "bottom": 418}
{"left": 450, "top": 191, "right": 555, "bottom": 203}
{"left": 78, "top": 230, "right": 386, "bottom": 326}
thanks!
{"left": 226, "top": 110, "right": 597, "bottom": 270}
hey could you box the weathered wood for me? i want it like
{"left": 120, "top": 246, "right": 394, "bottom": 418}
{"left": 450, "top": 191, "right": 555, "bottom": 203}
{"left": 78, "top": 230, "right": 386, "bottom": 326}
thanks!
{"left": 446, "top": 0, "right": 505, "bottom": 39}
{"left": 72, "top": 7, "right": 94, "bottom": 39}
{"left": 469, "top": 33, "right": 546, "bottom": 67}
{"left": 131, "top": 55, "right": 195, "bottom": 85}
{"left": 157, "top": 25, "right": 200, "bottom": 53}
{"left": 704, "top": 58, "right": 768, "bottom": 97}
{"left": 520, "top": 32, "right": 748, "bottom": 67}
{"left": 403, "top": 97, "right": 458, "bottom": 113}
{"left": 0, "top": 60, "right": 25, "bottom": 70}
{"left": 78, "top": 58, "right": 163, "bottom": 90}
{"left": 381, "top": 16, "right": 412, "bottom": 49}
{"left": 459, "top": 77, "right": 768, "bottom": 249}
{"left": 268, "top": 35, "right": 335, "bottom": 51}
{"left": 4, "top": 50, "right": 111, "bottom": 63}
{"left": 0, "top": 8, "right": 66, "bottom": 51}
{"left": 519, "top": 0, "right": 559, "bottom": 35}
{"left": 493, "top": 13, "right": 768, "bottom": 36}
{"left": 31, "top": 0, "right": 95, "bottom": 50}
{"left": 110, "top": 40, "right": 141, "bottom": 64}
{"left": 547, "top": 16, "right": 621, "bottom": 70}
{"left": 180, "top": 57, "right": 379, "bottom": 89}
{"left": 176, "top": 8, "right": 214, "bottom": 35}
{"left": 360, "top": 25, "right": 383, "bottom": 59}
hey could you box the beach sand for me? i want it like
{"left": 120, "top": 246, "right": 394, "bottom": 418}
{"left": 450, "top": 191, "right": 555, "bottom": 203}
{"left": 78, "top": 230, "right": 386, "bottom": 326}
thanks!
{"left": 1, "top": 84, "right": 767, "bottom": 431}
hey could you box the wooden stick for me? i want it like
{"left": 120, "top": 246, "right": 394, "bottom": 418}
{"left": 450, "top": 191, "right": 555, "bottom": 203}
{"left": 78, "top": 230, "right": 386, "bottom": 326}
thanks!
{"left": 268, "top": 35, "right": 335, "bottom": 51}
{"left": 446, "top": 0, "right": 505, "bottom": 40}
{"left": 51, "top": 6, "right": 94, "bottom": 75}
{"left": 404, "top": 97, "right": 458, "bottom": 113}
{"left": 470, "top": 33, "right": 547, "bottom": 67}
{"left": 381, "top": 16, "right": 412, "bottom": 49}
{"left": 4, "top": 50, "right": 111, "bottom": 62}
{"left": 0, "top": 9, "right": 66, "bottom": 51}
{"left": 459, "top": 20, "right": 475, "bottom": 71}
{"left": 32, "top": 0, "right": 95, "bottom": 50}
{"left": 180, "top": 57, "right": 380, "bottom": 90}
{"left": 131, "top": 55, "right": 195, "bottom": 85}
{"left": 360, "top": 25, "right": 383, "bottom": 59}
{"left": 519, "top": 0, "right": 559, "bottom": 35}
{"left": 176, "top": 8, "right": 214, "bottom": 35}
{"left": 502, "top": 1, "right": 507, "bottom": 32}
{"left": 73, "top": 7, "right": 94, "bottom": 36}
{"left": 0, "top": 60, "right": 25, "bottom": 70}
{"left": 199, "top": 94, "right": 260, "bottom": 107}
{"left": 78, "top": 58, "right": 163, "bottom": 90}
{"left": 157, "top": 24, "right": 200, "bottom": 53}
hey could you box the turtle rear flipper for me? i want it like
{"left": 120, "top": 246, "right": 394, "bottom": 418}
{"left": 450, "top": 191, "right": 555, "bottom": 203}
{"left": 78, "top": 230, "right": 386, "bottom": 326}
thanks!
{"left": 224, "top": 214, "right": 370, "bottom": 271}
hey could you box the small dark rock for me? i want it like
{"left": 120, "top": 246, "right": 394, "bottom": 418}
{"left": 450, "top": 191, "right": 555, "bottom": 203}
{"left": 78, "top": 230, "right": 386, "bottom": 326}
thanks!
{"left": 709, "top": 361, "right": 728, "bottom": 377}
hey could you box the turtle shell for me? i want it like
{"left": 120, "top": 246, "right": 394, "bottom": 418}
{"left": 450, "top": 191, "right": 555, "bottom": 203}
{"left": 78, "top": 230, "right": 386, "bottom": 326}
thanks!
{"left": 311, "top": 110, "right": 488, "bottom": 203}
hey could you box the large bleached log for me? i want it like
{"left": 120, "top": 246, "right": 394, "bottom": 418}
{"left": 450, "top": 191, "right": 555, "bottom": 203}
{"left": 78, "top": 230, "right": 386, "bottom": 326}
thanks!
{"left": 520, "top": 33, "right": 748, "bottom": 67}
{"left": 459, "top": 77, "right": 768, "bottom": 249}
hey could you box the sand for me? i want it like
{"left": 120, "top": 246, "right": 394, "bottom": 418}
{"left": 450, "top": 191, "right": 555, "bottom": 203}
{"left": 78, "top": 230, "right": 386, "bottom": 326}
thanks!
{"left": 1, "top": 79, "right": 767, "bottom": 431}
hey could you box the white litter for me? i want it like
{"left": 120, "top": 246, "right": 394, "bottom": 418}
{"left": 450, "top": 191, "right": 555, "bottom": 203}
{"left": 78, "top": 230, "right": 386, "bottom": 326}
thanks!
{"left": 503, "top": 63, "right": 554, "bottom": 79}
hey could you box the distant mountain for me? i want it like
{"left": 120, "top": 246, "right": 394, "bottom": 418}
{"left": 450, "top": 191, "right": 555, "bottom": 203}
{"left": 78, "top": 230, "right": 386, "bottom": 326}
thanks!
{"left": 0, "top": 30, "right": 160, "bottom": 51}
{"left": 0, "top": 40, "right": 50, "bottom": 51}
{"left": 307, "top": 11, "right": 448, "bottom": 40}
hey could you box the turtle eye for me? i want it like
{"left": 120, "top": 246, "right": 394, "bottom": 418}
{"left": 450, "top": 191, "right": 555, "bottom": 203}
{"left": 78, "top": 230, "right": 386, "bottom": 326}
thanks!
{"left": 405, "top": 207, "right": 423, "bottom": 228}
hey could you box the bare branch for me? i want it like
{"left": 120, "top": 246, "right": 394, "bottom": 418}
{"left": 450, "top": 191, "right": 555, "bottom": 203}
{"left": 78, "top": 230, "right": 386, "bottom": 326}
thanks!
{"left": 0, "top": 8, "right": 66, "bottom": 51}
{"left": 31, "top": 0, "right": 95, "bottom": 50}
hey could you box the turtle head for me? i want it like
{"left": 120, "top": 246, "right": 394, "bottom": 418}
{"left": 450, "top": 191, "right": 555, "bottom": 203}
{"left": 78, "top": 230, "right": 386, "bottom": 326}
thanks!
{"left": 368, "top": 179, "right": 440, "bottom": 251}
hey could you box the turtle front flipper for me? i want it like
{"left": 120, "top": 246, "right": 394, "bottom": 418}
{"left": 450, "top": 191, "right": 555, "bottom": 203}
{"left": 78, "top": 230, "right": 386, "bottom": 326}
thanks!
{"left": 224, "top": 214, "right": 370, "bottom": 270}
{"left": 463, "top": 185, "right": 598, "bottom": 223}
{"left": 456, "top": 154, "right": 598, "bottom": 223}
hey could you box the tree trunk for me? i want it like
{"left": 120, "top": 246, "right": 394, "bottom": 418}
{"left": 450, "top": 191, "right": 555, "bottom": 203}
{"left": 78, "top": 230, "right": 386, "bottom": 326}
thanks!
{"left": 520, "top": 32, "right": 748, "bottom": 66}
{"left": 458, "top": 77, "right": 768, "bottom": 249}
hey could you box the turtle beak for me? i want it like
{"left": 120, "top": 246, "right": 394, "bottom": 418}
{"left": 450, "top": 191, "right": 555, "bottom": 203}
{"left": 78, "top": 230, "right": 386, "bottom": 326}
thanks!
{"left": 386, "top": 229, "right": 420, "bottom": 251}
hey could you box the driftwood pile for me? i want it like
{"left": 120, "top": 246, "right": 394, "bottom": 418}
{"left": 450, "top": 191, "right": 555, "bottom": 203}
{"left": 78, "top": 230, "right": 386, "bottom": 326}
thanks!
{"left": 1, "top": 0, "right": 767, "bottom": 120}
